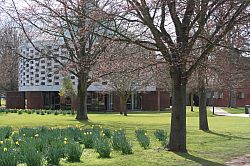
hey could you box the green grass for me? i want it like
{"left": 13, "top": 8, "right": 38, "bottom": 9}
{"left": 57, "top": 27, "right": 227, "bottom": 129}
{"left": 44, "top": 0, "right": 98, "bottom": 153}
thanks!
{"left": 1, "top": 107, "right": 250, "bottom": 166}
{"left": 223, "top": 107, "right": 246, "bottom": 114}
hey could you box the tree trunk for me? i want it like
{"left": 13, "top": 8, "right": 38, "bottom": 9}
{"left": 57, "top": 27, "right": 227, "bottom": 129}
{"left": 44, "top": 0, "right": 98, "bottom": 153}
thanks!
{"left": 229, "top": 86, "right": 236, "bottom": 108}
{"left": 190, "top": 91, "right": 194, "bottom": 112}
{"left": 198, "top": 73, "right": 209, "bottom": 131}
{"left": 76, "top": 72, "right": 88, "bottom": 120}
{"left": 167, "top": 70, "right": 187, "bottom": 153}
{"left": 119, "top": 96, "right": 128, "bottom": 116}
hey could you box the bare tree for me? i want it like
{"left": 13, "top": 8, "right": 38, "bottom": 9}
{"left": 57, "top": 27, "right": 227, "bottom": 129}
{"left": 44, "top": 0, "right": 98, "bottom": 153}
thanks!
{"left": 97, "top": 42, "right": 157, "bottom": 116}
{"left": 0, "top": 21, "right": 20, "bottom": 94}
{"left": 2, "top": 0, "right": 112, "bottom": 120}
{"left": 93, "top": 0, "right": 250, "bottom": 152}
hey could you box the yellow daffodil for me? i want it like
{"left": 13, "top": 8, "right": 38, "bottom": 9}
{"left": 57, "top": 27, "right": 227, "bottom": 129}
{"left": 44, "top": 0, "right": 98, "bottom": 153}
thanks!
{"left": 64, "top": 141, "right": 67, "bottom": 144}
{"left": 15, "top": 141, "right": 19, "bottom": 145}
{"left": 64, "top": 137, "right": 67, "bottom": 141}
{"left": 102, "top": 133, "right": 105, "bottom": 136}
{"left": 83, "top": 132, "right": 86, "bottom": 135}
{"left": 34, "top": 134, "right": 39, "bottom": 137}
{"left": 0, "top": 141, "right": 3, "bottom": 144}
{"left": 23, "top": 134, "right": 26, "bottom": 137}
{"left": 144, "top": 133, "right": 147, "bottom": 136}
{"left": 3, "top": 147, "right": 7, "bottom": 152}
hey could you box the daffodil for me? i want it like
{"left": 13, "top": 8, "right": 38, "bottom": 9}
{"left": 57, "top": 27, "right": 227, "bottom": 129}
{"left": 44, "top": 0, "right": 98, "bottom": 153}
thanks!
{"left": 64, "top": 137, "right": 68, "bottom": 141}
{"left": 3, "top": 147, "right": 7, "bottom": 152}
{"left": 23, "top": 134, "right": 26, "bottom": 137}
{"left": 64, "top": 141, "right": 67, "bottom": 144}
{"left": 0, "top": 141, "right": 3, "bottom": 144}
{"left": 15, "top": 141, "right": 19, "bottom": 145}
{"left": 34, "top": 134, "right": 39, "bottom": 137}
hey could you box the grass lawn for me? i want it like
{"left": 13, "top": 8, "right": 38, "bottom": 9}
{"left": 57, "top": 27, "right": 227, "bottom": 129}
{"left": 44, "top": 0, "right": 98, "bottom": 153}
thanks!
{"left": 223, "top": 107, "right": 246, "bottom": 114}
{"left": 1, "top": 107, "right": 250, "bottom": 165}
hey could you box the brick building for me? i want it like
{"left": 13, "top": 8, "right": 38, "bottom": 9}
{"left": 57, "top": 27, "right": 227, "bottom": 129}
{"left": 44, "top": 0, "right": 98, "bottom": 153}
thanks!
{"left": 6, "top": 42, "right": 170, "bottom": 111}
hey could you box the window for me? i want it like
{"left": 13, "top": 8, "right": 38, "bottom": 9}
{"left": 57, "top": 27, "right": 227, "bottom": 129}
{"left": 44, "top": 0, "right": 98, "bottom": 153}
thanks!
{"left": 72, "top": 82, "right": 75, "bottom": 85}
{"left": 30, "top": 66, "right": 34, "bottom": 70}
{"left": 41, "top": 71, "right": 45, "bottom": 74}
{"left": 71, "top": 76, "right": 75, "bottom": 79}
{"left": 47, "top": 74, "right": 52, "bottom": 77}
{"left": 41, "top": 60, "right": 45, "bottom": 63}
{"left": 239, "top": 92, "right": 245, "bottom": 99}
{"left": 48, "top": 79, "right": 52, "bottom": 83}
{"left": 35, "top": 69, "right": 39, "bottom": 72}
{"left": 26, "top": 75, "right": 29, "bottom": 78}
{"left": 41, "top": 66, "right": 45, "bottom": 69}
{"left": 47, "top": 63, "right": 52, "bottom": 66}
{"left": 26, "top": 80, "right": 29, "bottom": 83}
{"left": 35, "top": 80, "right": 39, "bottom": 83}
{"left": 26, "top": 64, "right": 29, "bottom": 67}
{"left": 54, "top": 82, "right": 59, "bottom": 85}
{"left": 54, "top": 70, "right": 59, "bottom": 74}
{"left": 41, "top": 77, "right": 45, "bottom": 80}
{"left": 30, "top": 50, "right": 34, "bottom": 53}
{"left": 48, "top": 68, "right": 52, "bottom": 72}
{"left": 41, "top": 82, "right": 45, "bottom": 85}
{"left": 54, "top": 76, "right": 59, "bottom": 80}
{"left": 35, "top": 74, "right": 39, "bottom": 77}
{"left": 30, "top": 72, "right": 34, "bottom": 75}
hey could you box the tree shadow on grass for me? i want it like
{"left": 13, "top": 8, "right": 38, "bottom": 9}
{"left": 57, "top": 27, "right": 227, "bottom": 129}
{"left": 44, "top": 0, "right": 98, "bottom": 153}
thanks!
{"left": 175, "top": 152, "right": 225, "bottom": 166}
{"left": 205, "top": 130, "right": 250, "bottom": 140}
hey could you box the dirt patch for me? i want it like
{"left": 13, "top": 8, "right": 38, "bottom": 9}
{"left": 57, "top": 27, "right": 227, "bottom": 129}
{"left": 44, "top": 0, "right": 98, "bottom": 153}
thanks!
{"left": 226, "top": 154, "right": 250, "bottom": 166}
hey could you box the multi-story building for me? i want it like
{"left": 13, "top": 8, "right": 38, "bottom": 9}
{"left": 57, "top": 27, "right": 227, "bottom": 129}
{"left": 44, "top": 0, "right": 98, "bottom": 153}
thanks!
{"left": 6, "top": 42, "right": 170, "bottom": 111}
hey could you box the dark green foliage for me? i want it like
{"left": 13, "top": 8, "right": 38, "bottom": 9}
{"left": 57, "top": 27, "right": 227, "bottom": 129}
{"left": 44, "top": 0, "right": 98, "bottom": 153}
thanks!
{"left": 94, "top": 136, "right": 111, "bottom": 158}
{"left": 154, "top": 129, "right": 168, "bottom": 146}
{"left": 135, "top": 129, "right": 150, "bottom": 149}
{"left": 65, "top": 141, "right": 83, "bottom": 162}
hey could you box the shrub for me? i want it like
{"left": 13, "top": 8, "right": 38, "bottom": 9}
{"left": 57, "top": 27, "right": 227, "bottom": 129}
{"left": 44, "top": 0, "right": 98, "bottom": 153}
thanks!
{"left": 45, "top": 141, "right": 64, "bottom": 165}
{"left": 102, "top": 128, "right": 112, "bottom": 138}
{"left": 36, "top": 110, "right": 40, "bottom": 114}
{"left": 41, "top": 111, "right": 45, "bottom": 115}
{"left": 19, "top": 141, "right": 44, "bottom": 166}
{"left": 0, "top": 127, "right": 12, "bottom": 139}
{"left": 54, "top": 111, "right": 58, "bottom": 115}
{"left": 65, "top": 141, "right": 83, "bottom": 162}
{"left": 154, "top": 129, "right": 167, "bottom": 146}
{"left": 0, "top": 147, "right": 18, "bottom": 166}
{"left": 112, "top": 129, "right": 125, "bottom": 151}
{"left": 95, "top": 137, "right": 111, "bottom": 158}
{"left": 112, "top": 129, "right": 133, "bottom": 154}
{"left": 27, "top": 110, "right": 32, "bottom": 114}
{"left": 135, "top": 129, "right": 150, "bottom": 149}
{"left": 81, "top": 131, "right": 95, "bottom": 148}
{"left": 18, "top": 110, "right": 23, "bottom": 114}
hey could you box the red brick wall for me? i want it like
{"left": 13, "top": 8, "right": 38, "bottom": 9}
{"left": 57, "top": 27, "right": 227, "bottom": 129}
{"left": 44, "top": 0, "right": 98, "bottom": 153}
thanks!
{"left": 6, "top": 92, "right": 25, "bottom": 109}
{"left": 112, "top": 94, "right": 120, "bottom": 112}
{"left": 236, "top": 88, "right": 250, "bottom": 107}
{"left": 160, "top": 91, "right": 170, "bottom": 108}
{"left": 26, "top": 92, "right": 45, "bottom": 109}
{"left": 141, "top": 92, "right": 158, "bottom": 110}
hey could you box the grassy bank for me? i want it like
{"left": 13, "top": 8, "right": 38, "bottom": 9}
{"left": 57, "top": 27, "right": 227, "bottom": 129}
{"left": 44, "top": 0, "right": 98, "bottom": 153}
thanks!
{"left": 0, "top": 108, "right": 250, "bottom": 165}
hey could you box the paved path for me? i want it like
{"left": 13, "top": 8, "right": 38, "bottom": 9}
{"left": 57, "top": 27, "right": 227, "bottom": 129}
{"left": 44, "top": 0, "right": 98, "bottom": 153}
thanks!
{"left": 210, "top": 107, "right": 249, "bottom": 117}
